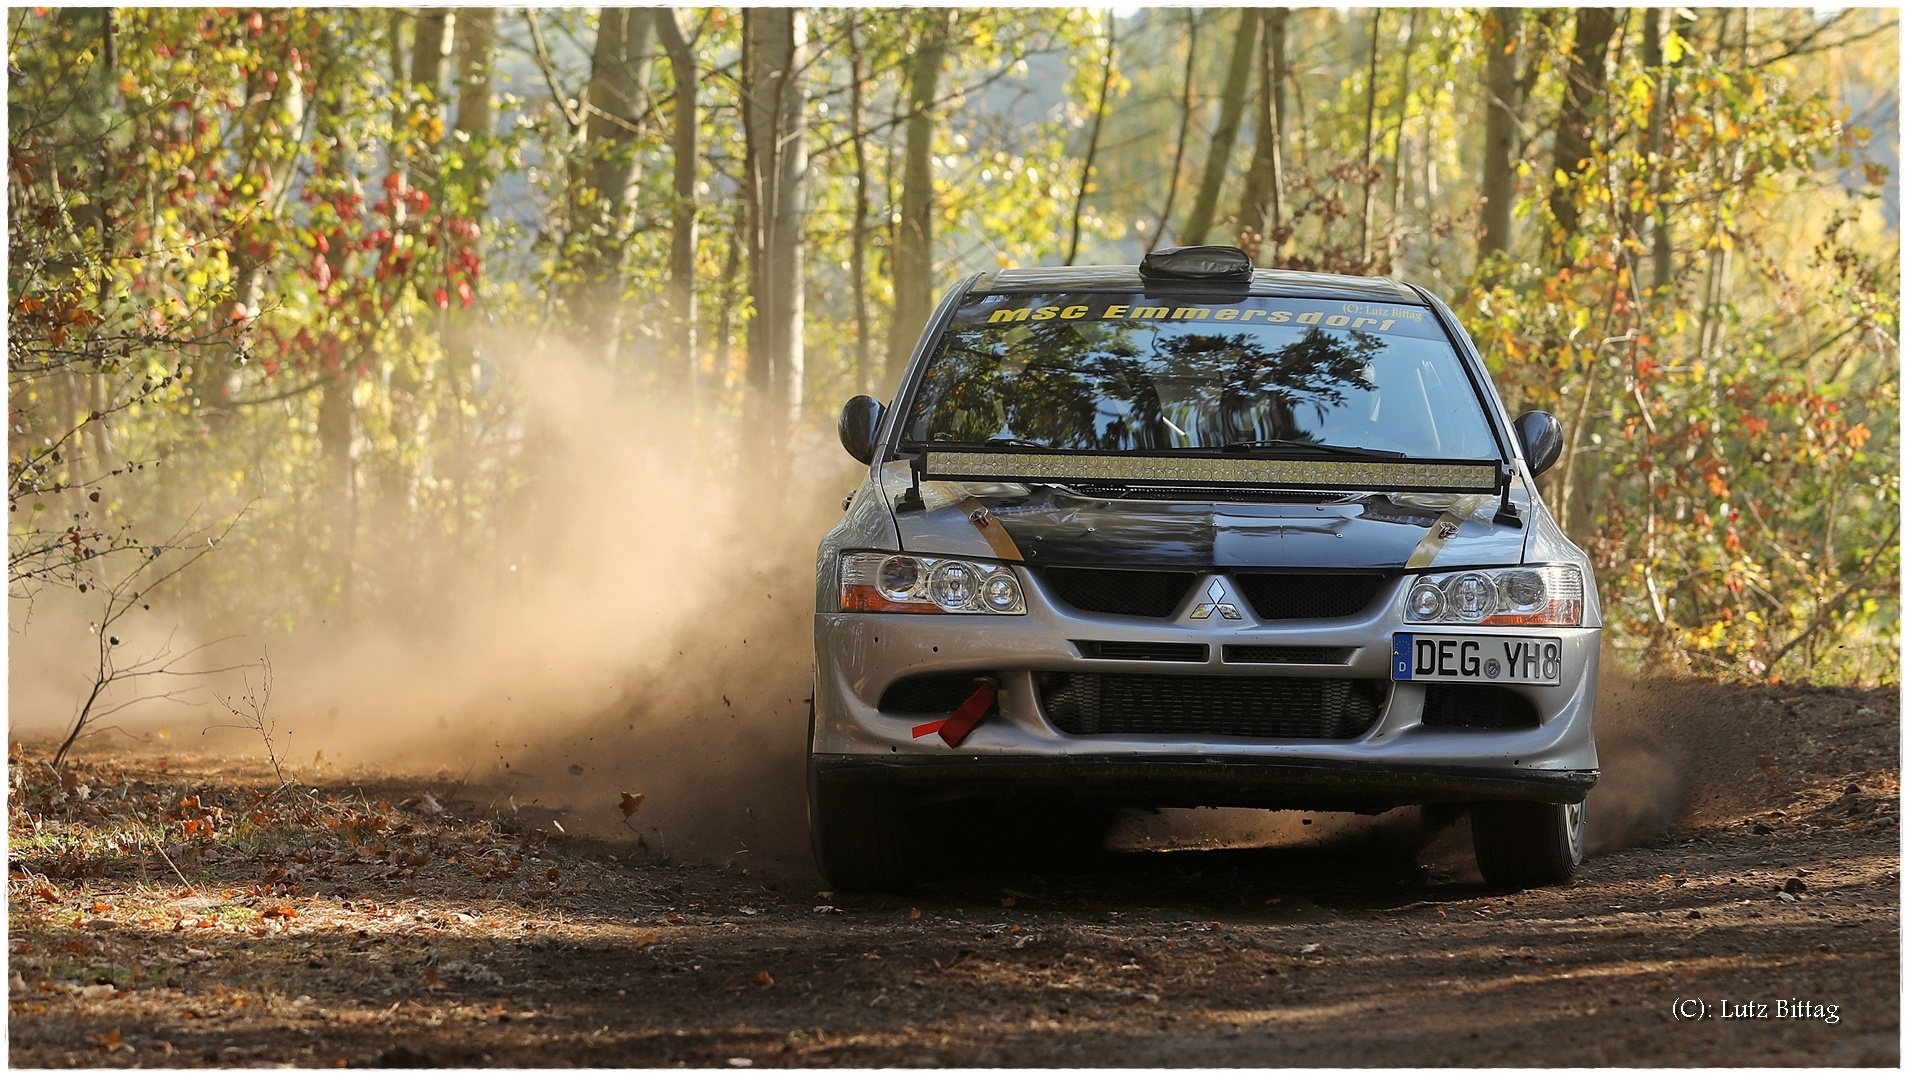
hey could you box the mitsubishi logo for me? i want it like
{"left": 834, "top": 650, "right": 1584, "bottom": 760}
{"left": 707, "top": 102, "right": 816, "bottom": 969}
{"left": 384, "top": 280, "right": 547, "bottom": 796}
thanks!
{"left": 1190, "top": 578, "right": 1242, "bottom": 620}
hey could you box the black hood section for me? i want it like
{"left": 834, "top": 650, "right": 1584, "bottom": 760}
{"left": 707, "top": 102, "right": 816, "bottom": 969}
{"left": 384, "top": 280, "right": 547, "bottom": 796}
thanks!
{"left": 969, "top": 487, "right": 1520, "bottom": 570}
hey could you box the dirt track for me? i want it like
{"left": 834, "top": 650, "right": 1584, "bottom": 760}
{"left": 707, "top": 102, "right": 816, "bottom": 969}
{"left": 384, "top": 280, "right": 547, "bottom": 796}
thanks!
{"left": 8, "top": 679, "right": 1899, "bottom": 1067}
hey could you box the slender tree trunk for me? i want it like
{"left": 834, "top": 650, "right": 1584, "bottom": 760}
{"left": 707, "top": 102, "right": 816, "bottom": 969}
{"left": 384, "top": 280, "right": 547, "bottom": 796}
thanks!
{"left": 1548, "top": 8, "right": 1619, "bottom": 268}
{"left": 1146, "top": 9, "right": 1199, "bottom": 253}
{"left": 1643, "top": 7, "right": 1675, "bottom": 292}
{"left": 888, "top": 10, "right": 952, "bottom": 378}
{"left": 1181, "top": 8, "right": 1259, "bottom": 246}
{"left": 846, "top": 11, "right": 874, "bottom": 392}
{"left": 1065, "top": 12, "right": 1117, "bottom": 265}
{"left": 1478, "top": 8, "right": 1519, "bottom": 261}
{"left": 454, "top": 8, "right": 494, "bottom": 141}
{"left": 443, "top": 6, "right": 495, "bottom": 563}
{"left": 1358, "top": 9, "right": 1382, "bottom": 269}
{"left": 571, "top": 8, "right": 656, "bottom": 363}
{"left": 1385, "top": 9, "right": 1419, "bottom": 270}
{"left": 742, "top": 9, "right": 807, "bottom": 435}
{"left": 412, "top": 10, "right": 452, "bottom": 98}
{"left": 1236, "top": 9, "right": 1286, "bottom": 263}
{"left": 658, "top": 9, "right": 698, "bottom": 390}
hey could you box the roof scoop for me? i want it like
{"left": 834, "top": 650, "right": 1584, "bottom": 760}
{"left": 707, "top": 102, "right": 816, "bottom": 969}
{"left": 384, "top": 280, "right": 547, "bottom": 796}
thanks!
{"left": 1139, "top": 245, "right": 1253, "bottom": 284}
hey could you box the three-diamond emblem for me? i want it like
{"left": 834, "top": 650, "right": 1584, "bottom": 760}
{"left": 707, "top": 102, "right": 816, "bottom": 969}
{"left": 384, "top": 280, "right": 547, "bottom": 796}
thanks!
{"left": 1190, "top": 578, "right": 1242, "bottom": 620}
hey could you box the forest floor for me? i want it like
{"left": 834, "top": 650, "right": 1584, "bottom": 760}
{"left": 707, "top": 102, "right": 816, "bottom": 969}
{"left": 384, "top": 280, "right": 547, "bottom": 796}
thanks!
{"left": 8, "top": 679, "right": 1899, "bottom": 1068}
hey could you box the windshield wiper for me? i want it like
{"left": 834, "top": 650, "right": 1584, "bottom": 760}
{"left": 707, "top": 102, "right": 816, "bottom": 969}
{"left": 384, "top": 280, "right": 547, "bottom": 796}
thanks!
{"left": 1217, "top": 438, "right": 1405, "bottom": 459}
{"left": 918, "top": 437, "right": 1053, "bottom": 450}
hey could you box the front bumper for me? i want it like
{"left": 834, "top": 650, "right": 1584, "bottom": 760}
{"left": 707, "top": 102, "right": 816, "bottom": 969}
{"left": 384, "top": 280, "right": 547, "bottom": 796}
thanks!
{"left": 812, "top": 569, "right": 1600, "bottom": 812}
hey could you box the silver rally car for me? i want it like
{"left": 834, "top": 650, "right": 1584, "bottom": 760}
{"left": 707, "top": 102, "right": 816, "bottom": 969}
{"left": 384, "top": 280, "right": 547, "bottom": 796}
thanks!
{"left": 811, "top": 246, "right": 1598, "bottom": 892}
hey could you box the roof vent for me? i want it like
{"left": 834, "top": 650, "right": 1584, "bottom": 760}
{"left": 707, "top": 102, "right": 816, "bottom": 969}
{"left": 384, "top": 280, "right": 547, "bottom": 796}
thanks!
{"left": 1138, "top": 245, "right": 1253, "bottom": 284}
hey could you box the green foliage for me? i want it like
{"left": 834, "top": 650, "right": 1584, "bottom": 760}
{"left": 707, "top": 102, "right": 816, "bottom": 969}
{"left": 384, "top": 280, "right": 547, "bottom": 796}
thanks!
{"left": 7, "top": 7, "right": 1899, "bottom": 689}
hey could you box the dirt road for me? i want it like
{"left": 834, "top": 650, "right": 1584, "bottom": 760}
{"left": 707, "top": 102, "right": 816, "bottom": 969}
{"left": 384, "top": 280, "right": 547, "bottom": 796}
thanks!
{"left": 9, "top": 680, "right": 1898, "bottom": 1067}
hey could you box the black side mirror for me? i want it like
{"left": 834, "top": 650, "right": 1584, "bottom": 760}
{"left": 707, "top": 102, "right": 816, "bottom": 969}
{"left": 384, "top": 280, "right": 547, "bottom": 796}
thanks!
{"left": 1514, "top": 410, "right": 1564, "bottom": 477}
{"left": 838, "top": 395, "right": 885, "bottom": 464}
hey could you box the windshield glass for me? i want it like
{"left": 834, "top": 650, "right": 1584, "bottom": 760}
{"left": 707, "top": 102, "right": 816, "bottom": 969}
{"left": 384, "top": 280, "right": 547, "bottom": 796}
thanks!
{"left": 903, "top": 292, "right": 1500, "bottom": 459}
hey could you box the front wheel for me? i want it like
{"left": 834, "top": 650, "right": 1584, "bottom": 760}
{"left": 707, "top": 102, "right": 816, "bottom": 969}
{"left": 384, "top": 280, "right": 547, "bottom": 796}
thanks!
{"left": 1471, "top": 799, "right": 1585, "bottom": 888}
{"left": 808, "top": 777, "right": 912, "bottom": 893}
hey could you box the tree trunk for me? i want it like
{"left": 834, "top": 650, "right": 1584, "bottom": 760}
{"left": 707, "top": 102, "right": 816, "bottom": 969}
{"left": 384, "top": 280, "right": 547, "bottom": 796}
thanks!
{"left": 1358, "top": 9, "right": 1382, "bottom": 269}
{"left": 846, "top": 11, "right": 874, "bottom": 392}
{"left": 1642, "top": 7, "right": 1675, "bottom": 292}
{"left": 1385, "top": 9, "right": 1420, "bottom": 270}
{"left": 1236, "top": 9, "right": 1286, "bottom": 263}
{"left": 454, "top": 8, "right": 494, "bottom": 138}
{"left": 887, "top": 10, "right": 953, "bottom": 379}
{"left": 571, "top": 8, "right": 656, "bottom": 363}
{"left": 1547, "top": 8, "right": 1619, "bottom": 267}
{"left": 1146, "top": 10, "right": 1200, "bottom": 253}
{"left": 1478, "top": 8, "right": 1519, "bottom": 261}
{"left": 1181, "top": 9, "right": 1260, "bottom": 246}
{"left": 658, "top": 9, "right": 698, "bottom": 390}
{"left": 1065, "top": 12, "right": 1117, "bottom": 265}
{"left": 412, "top": 8, "right": 453, "bottom": 114}
{"left": 742, "top": 9, "right": 807, "bottom": 433}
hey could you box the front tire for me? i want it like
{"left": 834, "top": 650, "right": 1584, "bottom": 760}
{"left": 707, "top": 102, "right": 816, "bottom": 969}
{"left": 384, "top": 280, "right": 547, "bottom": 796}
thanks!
{"left": 809, "top": 777, "right": 913, "bottom": 893}
{"left": 1471, "top": 799, "right": 1584, "bottom": 888}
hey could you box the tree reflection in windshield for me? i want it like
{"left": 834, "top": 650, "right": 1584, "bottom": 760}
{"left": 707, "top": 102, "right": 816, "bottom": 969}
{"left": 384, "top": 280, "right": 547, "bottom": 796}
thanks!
{"left": 908, "top": 320, "right": 1384, "bottom": 452}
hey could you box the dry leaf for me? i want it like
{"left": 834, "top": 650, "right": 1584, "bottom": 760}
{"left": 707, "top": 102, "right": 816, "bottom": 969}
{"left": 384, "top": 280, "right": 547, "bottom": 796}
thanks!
{"left": 91, "top": 1027, "right": 121, "bottom": 1049}
{"left": 546, "top": 867, "right": 560, "bottom": 882}
{"left": 418, "top": 792, "right": 444, "bottom": 815}
{"left": 752, "top": 970, "right": 774, "bottom": 987}
{"left": 262, "top": 905, "right": 297, "bottom": 919}
{"left": 619, "top": 792, "right": 646, "bottom": 819}
{"left": 908, "top": 908, "right": 922, "bottom": 920}
{"left": 421, "top": 967, "right": 445, "bottom": 989}
{"left": 634, "top": 932, "right": 659, "bottom": 948}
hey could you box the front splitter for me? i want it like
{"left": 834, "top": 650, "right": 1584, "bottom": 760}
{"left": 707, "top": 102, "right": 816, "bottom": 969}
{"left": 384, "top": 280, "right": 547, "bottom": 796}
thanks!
{"left": 810, "top": 752, "right": 1596, "bottom": 812}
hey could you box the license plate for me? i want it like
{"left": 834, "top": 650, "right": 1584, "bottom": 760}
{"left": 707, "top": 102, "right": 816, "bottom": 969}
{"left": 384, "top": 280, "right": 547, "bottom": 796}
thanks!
{"left": 1392, "top": 634, "right": 1563, "bottom": 685}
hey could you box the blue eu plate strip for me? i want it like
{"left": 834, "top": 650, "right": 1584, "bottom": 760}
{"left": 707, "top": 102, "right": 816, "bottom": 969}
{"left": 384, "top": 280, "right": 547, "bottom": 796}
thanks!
{"left": 1392, "top": 634, "right": 1414, "bottom": 680}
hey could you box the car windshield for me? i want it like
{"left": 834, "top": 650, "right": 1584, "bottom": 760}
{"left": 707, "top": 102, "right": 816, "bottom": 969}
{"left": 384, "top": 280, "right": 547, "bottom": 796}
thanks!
{"left": 903, "top": 292, "right": 1500, "bottom": 459}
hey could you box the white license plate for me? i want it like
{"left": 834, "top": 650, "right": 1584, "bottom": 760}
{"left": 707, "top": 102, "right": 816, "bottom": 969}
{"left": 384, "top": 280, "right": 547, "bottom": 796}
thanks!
{"left": 1392, "top": 634, "right": 1563, "bottom": 686}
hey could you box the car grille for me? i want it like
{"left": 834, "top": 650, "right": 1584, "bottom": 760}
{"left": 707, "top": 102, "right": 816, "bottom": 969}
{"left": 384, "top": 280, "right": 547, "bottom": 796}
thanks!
{"left": 1073, "top": 640, "right": 1209, "bottom": 662}
{"left": 1040, "top": 567, "right": 1196, "bottom": 618}
{"left": 1222, "top": 645, "right": 1352, "bottom": 664}
{"left": 1038, "top": 673, "right": 1386, "bottom": 739}
{"left": 1231, "top": 572, "right": 1387, "bottom": 620}
{"left": 1420, "top": 684, "right": 1538, "bottom": 729}
{"left": 879, "top": 673, "right": 994, "bottom": 714}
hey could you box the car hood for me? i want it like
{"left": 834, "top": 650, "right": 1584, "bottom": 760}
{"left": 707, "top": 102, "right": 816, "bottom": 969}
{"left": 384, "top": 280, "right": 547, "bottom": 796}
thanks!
{"left": 877, "top": 459, "right": 1530, "bottom": 570}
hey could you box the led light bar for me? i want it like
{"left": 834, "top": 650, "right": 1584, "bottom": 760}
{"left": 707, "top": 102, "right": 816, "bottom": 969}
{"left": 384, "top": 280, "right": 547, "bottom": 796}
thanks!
{"left": 920, "top": 450, "right": 1500, "bottom": 493}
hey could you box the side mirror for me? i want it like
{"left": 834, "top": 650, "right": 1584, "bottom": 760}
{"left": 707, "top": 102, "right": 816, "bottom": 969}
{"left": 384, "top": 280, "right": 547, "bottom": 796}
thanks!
{"left": 838, "top": 395, "right": 885, "bottom": 464}
{"left": 1514, "top": 410, "right": 1564, "bottom": 477}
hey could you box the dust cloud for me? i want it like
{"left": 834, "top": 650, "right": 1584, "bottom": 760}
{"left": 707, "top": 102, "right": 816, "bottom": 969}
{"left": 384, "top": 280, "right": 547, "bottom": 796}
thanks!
{"left": 9, "top": 340, "right": 858, "bottom": 875}
{"left": 8, "top": 350, "right": 1802, "bottom": 882}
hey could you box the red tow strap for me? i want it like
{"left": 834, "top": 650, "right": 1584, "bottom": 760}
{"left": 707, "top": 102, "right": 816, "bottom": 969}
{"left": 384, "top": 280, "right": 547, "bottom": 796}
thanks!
{"left": 911, "top": 678, "right": 997, "bottom": 748}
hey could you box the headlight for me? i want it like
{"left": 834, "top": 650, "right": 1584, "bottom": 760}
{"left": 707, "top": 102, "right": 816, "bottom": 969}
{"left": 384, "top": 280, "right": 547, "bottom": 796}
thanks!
{"left": 1404, "top": 565, "right": 1583, "bottom": 626}
{"left": 840, "top": 552, "right": 1026, "bottom": 614}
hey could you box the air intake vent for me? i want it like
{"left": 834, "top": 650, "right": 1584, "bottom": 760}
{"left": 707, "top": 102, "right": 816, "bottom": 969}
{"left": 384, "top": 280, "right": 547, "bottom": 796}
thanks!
{"left": 1232, "top": 572, "right": 1386, "bottom": 621}
{"left": 1074, "top": 640, "right": 1209, "bottom": 662}
{"left": 1421, "top": 684, "right": 1539, "bottom": 729}
{"left": 1038, "top": 673, "right": 1386, "bottom": 739}
{"left": 1222, "top": 645, "right": 1352, "bottom": 664}
{"left": 1040, "top": 567, "right": 1196, "bottom": 618}
{"left": 878, "top": 673, "right": 994, "bottom": 715}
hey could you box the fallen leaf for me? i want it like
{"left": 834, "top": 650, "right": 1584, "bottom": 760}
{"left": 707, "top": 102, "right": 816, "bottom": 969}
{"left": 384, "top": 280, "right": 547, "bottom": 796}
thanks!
{"left": 262, "top": 905, "right": 297, "bottom": 919}
{"left": 91, "top": 1027, "right": 121, "bottom": 1049}
{"left": 546, "top": 867, "right": 561, "bottom": 882}
{"left": 417, "top": 792, "right": 444, "bottom": 815}
{"left": 91, "top": 900, "right": 116, "bottom": 914}
{"left": 619, "top": 792, "right": 646, "bottom": 819}
{"left": 634, "top": 932, "right": 659, "bottom": 948}
{"left": 422, "top": 966, "right": 445, "bottom": 989}
{"left": 752, "top": 970, "right": 774, "bottom": 987}
{"left": 908, "top": 908, "right": 922, "bottom": 920}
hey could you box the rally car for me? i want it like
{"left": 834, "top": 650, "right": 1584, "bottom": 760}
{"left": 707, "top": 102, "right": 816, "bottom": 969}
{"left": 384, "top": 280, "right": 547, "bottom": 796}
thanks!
{"left": 810, "top": 245, "right": 1597, "bottom": 891}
